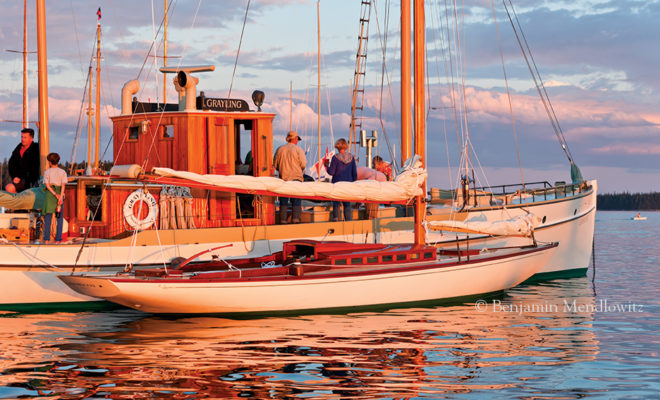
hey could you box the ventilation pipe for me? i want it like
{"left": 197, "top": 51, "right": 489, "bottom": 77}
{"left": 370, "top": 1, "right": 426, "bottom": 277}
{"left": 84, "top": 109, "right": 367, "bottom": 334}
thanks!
{"left": 173, "top": 71, "right": 199, "bottom": 112}
{"left": 121, "top": 79, "right": 140, "bottom": 115}
{"left": 160, "top": 65, "right": 215, "bottom": 112}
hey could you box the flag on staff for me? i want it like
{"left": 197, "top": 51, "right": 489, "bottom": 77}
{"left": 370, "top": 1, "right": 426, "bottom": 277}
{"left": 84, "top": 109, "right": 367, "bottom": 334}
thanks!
{"left": 97, "top": 7, "right": 102, "bottom": 21}
{"left": 309, "top": 147, "right": 334, "bottom": 181}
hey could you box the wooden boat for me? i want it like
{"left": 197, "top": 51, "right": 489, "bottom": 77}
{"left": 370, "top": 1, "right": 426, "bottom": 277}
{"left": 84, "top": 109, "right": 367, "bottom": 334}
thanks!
{"left": 0, "top": 1, "right": 591, "bottom": 311}
{"left": 58, "top": 1, "right": 559, "bottom": 316}
{"left": 59, "top": 239, "right": 558, "bottom": 314}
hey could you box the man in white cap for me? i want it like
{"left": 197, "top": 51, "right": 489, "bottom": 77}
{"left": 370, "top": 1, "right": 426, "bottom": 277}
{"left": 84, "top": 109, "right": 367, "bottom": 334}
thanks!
{"left": 273, "top": 131, "right": 306, "bottom": 223}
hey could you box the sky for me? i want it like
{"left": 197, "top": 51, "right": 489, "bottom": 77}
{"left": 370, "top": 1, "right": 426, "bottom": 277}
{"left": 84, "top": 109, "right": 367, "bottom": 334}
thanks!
{"left": 0, "top": 0, "right": 658, "bottom": 194}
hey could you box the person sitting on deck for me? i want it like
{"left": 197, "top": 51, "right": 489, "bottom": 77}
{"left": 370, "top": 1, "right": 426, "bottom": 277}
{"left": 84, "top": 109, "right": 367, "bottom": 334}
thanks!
{"left": 325, "top": 138, "right": 357, "bottom": 222}
{"left": 6, "top": 128, "right": 40, "bottom": 193}
{"left": 372, "top": 155, "right": 393, "bottom": 181}
{"left": 273, "top": 131, "right": 306, "bottom": 224}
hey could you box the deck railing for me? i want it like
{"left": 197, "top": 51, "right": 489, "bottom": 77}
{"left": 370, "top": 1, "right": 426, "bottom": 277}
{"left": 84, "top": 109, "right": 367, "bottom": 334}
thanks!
{"left": 431, "top": 180, "right": 591, "bottom": 207}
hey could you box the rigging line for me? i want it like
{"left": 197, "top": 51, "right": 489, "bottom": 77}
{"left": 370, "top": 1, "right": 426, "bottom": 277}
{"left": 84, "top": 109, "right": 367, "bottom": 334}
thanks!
{"left": 227, "top": 0, "right": 251, "bottom": 99}
{"left": 451, "top": 0, "right": 471, "bottom": 177}
{"left": 68, "top": 0, "right": 84, "bottom": 76}
{"left": 506, "top": 0, "right": 574, "bottom": 163}
{"left": 502, "top": 0, "right": 573, "bottom": 164}
{"left": 444, "top": 0, "right": 462, "bottom": 160}
{"left": 151, "top": 0, "right": 160, "bottom": 103}
{"left": 430, "top": 0, "right": 455, "bottom": 194}
{"left": 68, "top": 43, "right": 98, "bottom": 173}
{"left": 322, "top": 54, "right": 335, "bottom": 149}
{"left": 491, "top": 0, "right": 525, "bottom": 189}
{"left": 76, "top": 0, "right": 183, "bottom": 267}
{"left": 130, "top": 0, "right": 198, "bottom": 173}
{"left": 134, "top": 0, "right": 178, "bottom": 82}
{"left": 372, "top": 0, "right": 399, "bottom": 170}
{"left": 105, "top": 0, "right": 178, "bottom": 165}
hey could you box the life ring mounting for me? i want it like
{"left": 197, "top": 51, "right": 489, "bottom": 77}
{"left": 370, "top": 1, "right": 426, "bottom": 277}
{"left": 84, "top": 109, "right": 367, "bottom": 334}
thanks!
{"left": 123, "top": 190, "right": 158, "bottom": 231}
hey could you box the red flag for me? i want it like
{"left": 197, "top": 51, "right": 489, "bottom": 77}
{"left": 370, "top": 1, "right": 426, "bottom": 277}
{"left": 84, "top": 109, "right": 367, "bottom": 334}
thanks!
{"left": 97, "top": 7, "right": 101, "bottom": 21}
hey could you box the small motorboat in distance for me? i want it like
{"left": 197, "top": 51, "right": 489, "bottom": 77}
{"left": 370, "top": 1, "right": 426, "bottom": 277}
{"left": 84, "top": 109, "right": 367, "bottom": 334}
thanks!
{"left": 58, "top": 239, "right": 557, "bottom": 315}
{"left": 632, "top": 213, "right": 647, "bottom": 221}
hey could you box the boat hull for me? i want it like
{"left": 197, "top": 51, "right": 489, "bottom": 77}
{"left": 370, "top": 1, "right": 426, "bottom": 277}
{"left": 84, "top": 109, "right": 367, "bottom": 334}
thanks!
{"left": 59, "top": 244, "right": 556, "bottom": 314}
{"left": 0, "top": 181, "right": 595, "bottom": 308}
{"left": 428, "top": 179, "right": 597, "bottom": 276}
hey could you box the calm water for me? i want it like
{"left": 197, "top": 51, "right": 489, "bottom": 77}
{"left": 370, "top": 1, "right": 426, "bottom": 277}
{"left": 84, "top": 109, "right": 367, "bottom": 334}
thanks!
{"left": 1, "top": 211, "right": 658, "bottom": 399}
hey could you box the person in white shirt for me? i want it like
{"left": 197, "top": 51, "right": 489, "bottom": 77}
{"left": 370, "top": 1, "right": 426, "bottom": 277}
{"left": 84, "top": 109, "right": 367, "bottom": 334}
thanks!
{"left": 42, "top": 153, "right": 68, "bottom": 242}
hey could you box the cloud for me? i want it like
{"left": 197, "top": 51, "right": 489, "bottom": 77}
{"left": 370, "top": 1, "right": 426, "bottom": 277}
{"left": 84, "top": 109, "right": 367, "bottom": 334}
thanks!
{"left": 0, "top": 130, "right": 18, "bottom": 138}
{"left": 593, "top": 144, "right": 660, "bottom": 155}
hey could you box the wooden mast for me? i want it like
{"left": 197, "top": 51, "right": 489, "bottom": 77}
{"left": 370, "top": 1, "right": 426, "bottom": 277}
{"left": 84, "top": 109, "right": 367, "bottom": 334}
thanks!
{"left": 316, "top": 0, "right": 322, "bottom": 180}
{"left": 22, "top": 0, "right": 28, "bottom": 129}
{"left": 87, "top": 65, "right": 93, "bottom": 172}
{"left": 289, "top": 80, "right": 293, "bottom": 132}
{"left": 94, "top": 21, "right": 101, "bottom": 171}
{"left": 413, "top": 0, "right": 426, "bottom": 245}
{"left": 400, "top": 0, "right": 412, "bottom": 164}
{"left": 36, "top": 0, "right": 50, "bottom": 174}
{"left": 163, "top": 0, "right": 168, "bottom": 103}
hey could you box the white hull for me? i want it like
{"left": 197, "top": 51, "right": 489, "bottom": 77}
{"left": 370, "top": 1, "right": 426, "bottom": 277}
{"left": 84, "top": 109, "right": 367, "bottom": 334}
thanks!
{"left": 0, "top": 181, "right": 596, "bottom": 307}
{"left": 59, "top": 245, "right": 555, "bottom": 314}
{"left": 429, "top": 179, "right": 597, "bottom": 276}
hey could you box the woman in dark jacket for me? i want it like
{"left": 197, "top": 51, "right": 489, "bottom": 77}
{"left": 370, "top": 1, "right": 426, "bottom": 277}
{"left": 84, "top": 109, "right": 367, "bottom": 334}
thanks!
{"left": 326, "top": 138, "right": 357, "bottom": 221}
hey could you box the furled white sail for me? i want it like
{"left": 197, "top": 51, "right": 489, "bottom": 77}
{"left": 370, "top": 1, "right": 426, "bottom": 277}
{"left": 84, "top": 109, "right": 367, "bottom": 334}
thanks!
{"left": 427, "top": 213, "right": 542, "bottom": 237}
{"left": 152, "top": 157, "right": 426, "bottom": 203}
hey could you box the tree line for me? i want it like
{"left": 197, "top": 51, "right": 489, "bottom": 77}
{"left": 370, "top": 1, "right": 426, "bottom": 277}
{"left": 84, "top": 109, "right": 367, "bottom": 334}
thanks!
{"left": 597, "top": 192, "right": 660, "bottom": 210}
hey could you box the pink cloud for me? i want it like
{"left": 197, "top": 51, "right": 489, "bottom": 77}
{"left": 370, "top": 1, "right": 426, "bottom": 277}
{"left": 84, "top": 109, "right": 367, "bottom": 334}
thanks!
{"left": 593, "top": 144, "right": 660, "bottom": 155}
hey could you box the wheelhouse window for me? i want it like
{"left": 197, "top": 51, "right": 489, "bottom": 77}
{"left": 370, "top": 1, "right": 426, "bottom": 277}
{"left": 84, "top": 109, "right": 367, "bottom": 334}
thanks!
{"left": 162, "top": 124, "right": 174, "bottom": 139}
{"left": 128, "top": 126, "right": 139, "bottom": 141}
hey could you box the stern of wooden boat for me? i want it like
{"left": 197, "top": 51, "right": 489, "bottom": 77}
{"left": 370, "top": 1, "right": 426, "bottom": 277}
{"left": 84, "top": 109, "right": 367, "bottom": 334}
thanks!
{"left": 57, "top": 275, "right": 121, "bottom": 299}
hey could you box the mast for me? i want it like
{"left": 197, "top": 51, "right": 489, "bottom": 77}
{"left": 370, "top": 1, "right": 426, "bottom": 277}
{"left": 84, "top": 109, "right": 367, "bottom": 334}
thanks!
{"left": 87, "top": 65, "right": 93, "bottom": 172}
{"left": 316, "top": 0, "right": 322, "bottom": 180}
{"left": 94, "top": 19, "right": 101, "bottom": 171}
{"left": 163, "top": 0, "right": 168, "bottom": 103}
{"left": 22, "top": 0, "right": 28, "bottom": 128}
{"left": 413, "top": 0, "right": 426, "bottom": 245}
{"left": 36, "top": 0, "right": 50, "bottom": 174}
{"left": 289, "top": 80, "right": 293, "bottom": 132}
{"left": 400, "top": 0, "right": 412, "bottom": 165}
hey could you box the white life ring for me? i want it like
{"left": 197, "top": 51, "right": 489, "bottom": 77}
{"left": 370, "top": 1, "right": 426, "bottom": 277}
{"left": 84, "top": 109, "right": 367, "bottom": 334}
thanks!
{"left": 123, "top": 190, "right": 158, "bottom": 231}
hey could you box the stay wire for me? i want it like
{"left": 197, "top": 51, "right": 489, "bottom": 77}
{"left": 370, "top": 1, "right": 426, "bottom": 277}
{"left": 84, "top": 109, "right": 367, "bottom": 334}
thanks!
{"left": 503, "top": 0, "right": 574, "bottom": 164}
{"left": 491, "top": 0, "right": 524, "bottom": 189}
{"left": 227, "top": 0, "right": 251, "bottom": 99}
{"left": 372, "top": 0, "right": 400, "bottom": 171}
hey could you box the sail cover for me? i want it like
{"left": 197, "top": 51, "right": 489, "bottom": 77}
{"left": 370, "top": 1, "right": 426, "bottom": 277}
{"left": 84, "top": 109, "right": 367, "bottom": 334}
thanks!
{"left": 152, "top": 157, "right": 426, "bottom": 203}
{"left": 427, "top": 213, "right": 542, "bottom": 237}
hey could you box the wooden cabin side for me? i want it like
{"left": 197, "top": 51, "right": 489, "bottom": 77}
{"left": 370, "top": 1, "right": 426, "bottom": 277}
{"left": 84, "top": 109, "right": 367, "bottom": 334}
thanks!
{"left": 61, "top": 110, "right": 276, "bottom": 239}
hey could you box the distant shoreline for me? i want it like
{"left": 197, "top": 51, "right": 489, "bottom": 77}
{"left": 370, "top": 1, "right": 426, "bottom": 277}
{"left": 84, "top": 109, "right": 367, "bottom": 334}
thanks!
{"left": 597, "top": 192, "right": 660, "bottom": 210}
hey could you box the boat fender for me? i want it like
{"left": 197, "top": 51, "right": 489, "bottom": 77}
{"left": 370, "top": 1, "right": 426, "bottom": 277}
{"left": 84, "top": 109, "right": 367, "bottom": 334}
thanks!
{"left": 123, "top": 190, "right": 159, "bottom": 231}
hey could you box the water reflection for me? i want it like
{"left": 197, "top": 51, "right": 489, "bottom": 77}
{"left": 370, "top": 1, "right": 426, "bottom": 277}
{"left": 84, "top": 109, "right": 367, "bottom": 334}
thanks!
{"left": 0, "top": 278, "right": 602, "bottom": 399}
